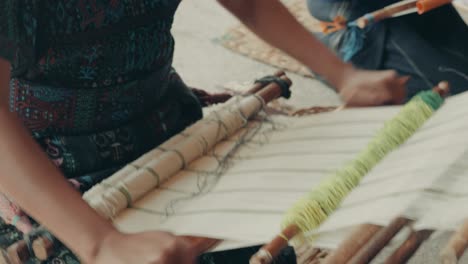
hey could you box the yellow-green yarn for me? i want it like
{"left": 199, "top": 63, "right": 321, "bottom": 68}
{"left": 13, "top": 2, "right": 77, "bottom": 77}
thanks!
{"left": 282, "top": 91, "right": 443, "bottom": 241}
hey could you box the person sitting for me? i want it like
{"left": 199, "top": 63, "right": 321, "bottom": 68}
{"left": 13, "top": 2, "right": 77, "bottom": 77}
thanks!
{"left": 0, "top": 0, "right": 408, "bottom": 263}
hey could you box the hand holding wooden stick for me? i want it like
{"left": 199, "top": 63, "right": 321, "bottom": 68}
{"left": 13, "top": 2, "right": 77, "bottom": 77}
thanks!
{"left": 383, "top": 229, "right": 433, "bottom": 264}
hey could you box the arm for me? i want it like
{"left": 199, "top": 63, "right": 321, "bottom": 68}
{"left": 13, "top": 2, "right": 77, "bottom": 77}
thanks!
{"left": 0, "top": 59, "right": 113, "bottom": 261}
{"left": 218, "top": 0, "right": 409, "bottom": 106}
{"left": 0, "top": 59, "right": 194, "bottom": 264}
{"left": 217, "top": 0, "right": 352, "bottom": 91}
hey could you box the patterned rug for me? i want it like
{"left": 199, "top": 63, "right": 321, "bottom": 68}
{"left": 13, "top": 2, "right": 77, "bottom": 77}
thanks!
{"left": 216, "top": 0, "right": 322, "bottom": 78}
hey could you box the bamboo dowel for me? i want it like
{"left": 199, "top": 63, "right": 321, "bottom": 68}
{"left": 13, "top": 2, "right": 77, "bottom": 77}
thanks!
{"left": 383, "top": 229, "right": 433, "bottom": 264}
{"left": 356, "top": 0, "right": 453, "bottom": 28}
{"left": 348, "top": 217, "right": 412, "bottom": 264}
{"left": 82, "top": 70, "right": 286, "bottom": 202}
{"left": 322, "top": 224, "right": 382, "bottom": 264}
{"left": 440, "top": 219, "right": 468, "bottom": 264}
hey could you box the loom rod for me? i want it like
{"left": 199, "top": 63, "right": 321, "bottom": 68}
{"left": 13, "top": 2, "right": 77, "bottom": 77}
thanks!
{"left": 347, "top": 217, "right": 412, "bottom": 264}
{"left": 383, "top": 229, "right": 433, "bottom": 264}
{"left": 248, "top": 70, "right": 286, "bottom": 94}
{"left": 321, "top": 224, "right": 383, "bottom": 264}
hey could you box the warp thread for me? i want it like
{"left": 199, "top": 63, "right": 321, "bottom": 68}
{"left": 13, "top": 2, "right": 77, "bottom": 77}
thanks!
{"left": 281, "top": 90, "right": 444, "bottom": 243}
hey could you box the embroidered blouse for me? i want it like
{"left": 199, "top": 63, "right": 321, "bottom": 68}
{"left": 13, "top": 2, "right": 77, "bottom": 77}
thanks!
{"left": 0, "top": 0, "right": 202, "bottom": 177}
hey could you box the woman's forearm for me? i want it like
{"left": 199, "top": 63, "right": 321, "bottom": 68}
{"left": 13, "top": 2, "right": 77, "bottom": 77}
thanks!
{"left": 0, "top": 60, "right": 115, "bottom": 262}
{"left": 218, "top": 0, "right": 355, "bottom": 91}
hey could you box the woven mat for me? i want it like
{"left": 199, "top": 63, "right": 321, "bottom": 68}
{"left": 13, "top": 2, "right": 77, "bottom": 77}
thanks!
{"left": 217, "top": 0, "right": 322, "bottom": 78}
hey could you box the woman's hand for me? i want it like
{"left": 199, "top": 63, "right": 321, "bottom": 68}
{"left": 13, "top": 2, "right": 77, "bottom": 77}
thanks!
{"left": 92, "top": 230, "right": 196, "bottom": 264}
{"left": 336, "top": 68, "right": 409, "bottom": 107}
{"left": 218, "top": 0, "right": 410, "bottom": 108}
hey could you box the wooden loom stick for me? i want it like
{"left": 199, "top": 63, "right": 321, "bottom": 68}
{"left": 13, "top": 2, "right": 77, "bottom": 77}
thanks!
{"left": 250, "top": 225, "right": 300, "bottom": 264}
{"left": 321, "top": 224, "right": 382, "bottom": 264}
{"left": 249, "top": 70, "right": 286, "bottom": 94}
{"left": 8, "top": 73, "right": 291, "bottom": 264}
{"left": 82, "top": 70, "right": 286, "bottom": 202}
{"left": 440, "top": 218, "right": 468, "bottom": 264}
{"left": 88, "top": 76, "right": 291, "bottom": 220}
{"left": 383, "top": 229, "right": 433, "bottom": 264}
{"left": 347, "top": 217, "right": 412, "bottom": 264}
